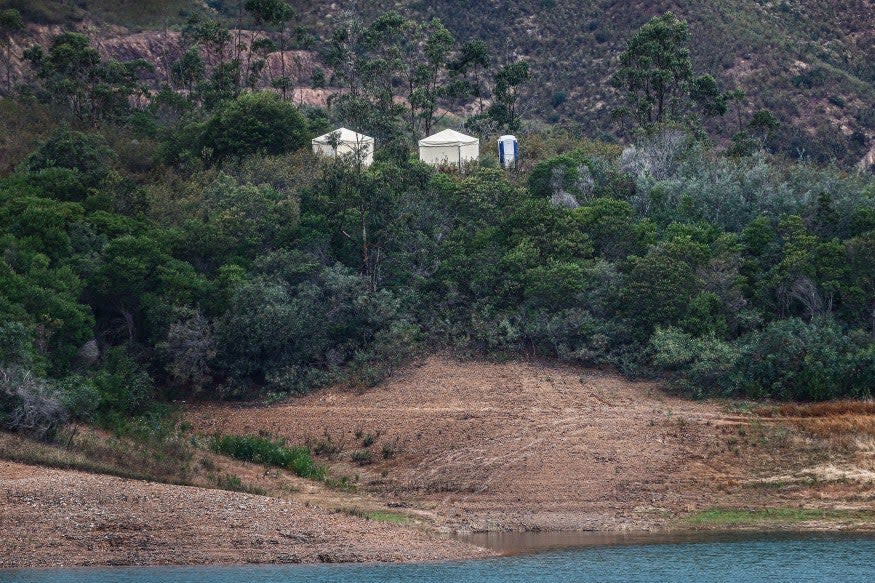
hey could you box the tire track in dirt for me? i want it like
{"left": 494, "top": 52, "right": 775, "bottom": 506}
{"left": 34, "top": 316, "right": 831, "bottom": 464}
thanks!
{"left": 187, "top": 356, "right": 875, "bottom": 532}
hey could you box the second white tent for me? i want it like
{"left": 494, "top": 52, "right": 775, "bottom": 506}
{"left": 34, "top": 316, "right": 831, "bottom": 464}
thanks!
{"left": 418, "top": 129, "right": 479, "bottom": 167}
{"left": 312, "top": 127, "right": 375, "bottom": 167}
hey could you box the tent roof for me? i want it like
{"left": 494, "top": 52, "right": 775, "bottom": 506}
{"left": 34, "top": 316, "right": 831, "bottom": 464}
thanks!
{"left": 419, "top": 128, "right": 478, "bottom": 147}
{"left": 312, "top": 127, "right": 374, "bottom": 144}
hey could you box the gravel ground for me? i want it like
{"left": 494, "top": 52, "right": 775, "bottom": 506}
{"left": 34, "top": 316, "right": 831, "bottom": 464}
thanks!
{"left": 0, "top": 460, "right": 492, "bottom": 568}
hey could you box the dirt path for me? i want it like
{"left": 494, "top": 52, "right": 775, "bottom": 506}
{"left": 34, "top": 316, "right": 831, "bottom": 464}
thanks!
{"left": 188, "top": 356, "right": 875, "bottom": 532}
{"left": 0, "top": 460, "right": 492, "bottom": 569}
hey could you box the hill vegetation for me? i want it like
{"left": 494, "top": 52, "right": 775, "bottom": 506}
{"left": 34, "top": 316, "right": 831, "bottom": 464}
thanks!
{"left": 316, "top": 0, "right": 875, "bottom": 165}
{"left": 1, "top": 0, "right": 872, "bottom": 165}
{"left": 0, "top": 6, "right": 872, "bottom": 447}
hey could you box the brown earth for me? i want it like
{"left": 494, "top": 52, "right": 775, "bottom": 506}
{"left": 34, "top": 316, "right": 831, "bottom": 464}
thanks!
{"left": 0, "top": 459, "right": 492, "bottom": 568}
{"left": 3, "top": 355, "right": 874, "bottom": 568}
{"left": 187, "top": 356, "right": 875, "bottom": 532}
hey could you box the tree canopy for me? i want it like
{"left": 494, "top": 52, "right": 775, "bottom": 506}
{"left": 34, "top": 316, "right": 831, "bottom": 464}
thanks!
{"left": 0, "top": 10, "right": 872, "bottom": 443}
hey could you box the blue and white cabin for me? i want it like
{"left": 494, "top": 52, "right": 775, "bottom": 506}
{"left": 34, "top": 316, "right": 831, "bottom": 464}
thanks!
{"left": 498, "top": 135, "right": 519, "bottom": 169}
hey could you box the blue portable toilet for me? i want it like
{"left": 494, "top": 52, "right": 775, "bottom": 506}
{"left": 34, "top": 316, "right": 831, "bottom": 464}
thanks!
{"left": 498, "top": 134, "right": 519, "bottom": 169}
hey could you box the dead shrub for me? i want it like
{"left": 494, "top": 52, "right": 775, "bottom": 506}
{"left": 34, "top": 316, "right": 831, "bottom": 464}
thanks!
{"left": 756, "top": 401, "right": 875, "bottom": 437}
{"left": 0, "top": 367, "right": 68, "bottom": 439}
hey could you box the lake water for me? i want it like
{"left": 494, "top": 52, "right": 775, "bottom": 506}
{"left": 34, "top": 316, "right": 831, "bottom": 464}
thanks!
{"left": 3, "top": 532, "right": 874, "bottom": 583}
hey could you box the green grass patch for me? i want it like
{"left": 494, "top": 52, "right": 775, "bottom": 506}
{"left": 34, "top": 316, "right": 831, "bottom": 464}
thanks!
{"left": 361, "top": 510, "right": 412, "bottom": 524}
{"left": 339, "top": 508, "right": 413, "bottom": 524}
{"left": 210, "top": 434, "right": 326, "bottom": 480}
{"left": 323, "top": 475, "right": 356, "bottom": 492}
{"left": 687, "top": 508, "right": 875, "bottom": 526}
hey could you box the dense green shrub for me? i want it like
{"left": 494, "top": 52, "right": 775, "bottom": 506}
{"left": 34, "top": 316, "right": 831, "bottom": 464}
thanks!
{"left": 211, "top": 434, "right": 325, "bottom": 479}
{"left": 201, "top": 92, "right": 310, "bottom": 161}
{"left": 618, "top": 249, "right": 700, "bottom": 338}
{"left": 733, "top": 318, "right": 872, "bottom": 401}
{"left": 650, "top": 327, "right": 740, "bottom": 396}
{"left": 652, "top": 319, "right": 873, "bottom": 401}
{"left": 90, "top": 348, "right": 154, "bottom": 422}
{"left": 528, "top": 154, "right": 585, "bottom": 199}
{"left": 0, "top": 322, "right": 38, "bottom": 370}
{"left": 25, "top": 128, "right": 116, "bottom": 189}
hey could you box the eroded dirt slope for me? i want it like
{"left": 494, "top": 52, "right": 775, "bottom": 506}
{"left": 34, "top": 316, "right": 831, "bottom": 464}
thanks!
{"left": 188, "top": 356, "right": 875, "bottom": 531}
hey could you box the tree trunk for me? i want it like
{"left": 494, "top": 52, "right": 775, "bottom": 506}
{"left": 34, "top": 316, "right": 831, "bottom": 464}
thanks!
{"left": 408, "top": 76, "right": 417, "bottom": 141}
{"left": 235, "top": 0, "right": 243, "bottom": 90}
{"left": 361, "top": 215, "right": 373, "bottom": 291}
{"left": 657, "top": 89, "right": 664, "bottom": 123}
{"left": 279, "top": 26, "right": 287, "bottom": 99}
{"left": 3, "top": 45, "right": 10, "bottom": 92}
{"left": 476, "top": 66, "right": 485, "bottom": 114}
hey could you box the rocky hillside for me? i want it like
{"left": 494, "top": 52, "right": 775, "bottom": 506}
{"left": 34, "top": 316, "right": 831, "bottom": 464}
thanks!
{"left": 293, "top": 0, "right": 875, "bottom": 166}
{"left": 2, "top": 0, "right": 873, "bottom": 164}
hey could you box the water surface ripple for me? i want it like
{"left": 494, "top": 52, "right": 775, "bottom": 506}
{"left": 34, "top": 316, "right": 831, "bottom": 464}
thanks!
{"left": 3, "top": 533, "right": 874, "bottom": 583}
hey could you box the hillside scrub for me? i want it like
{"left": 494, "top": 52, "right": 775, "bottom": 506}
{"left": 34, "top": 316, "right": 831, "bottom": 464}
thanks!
{"left": 2, "top": 1, "right": 871, "bottom": 164}
{"left": 1, "top": 117, "right": 870, "bottom": 426}
{"left": 211, "top": 434, "right": 325, "bottom": 480}
{"left": 288, "top": 1, "right": 874, "bottom": 166}
{"left": 0, "top": 15, "right": 873, "bottom": 444}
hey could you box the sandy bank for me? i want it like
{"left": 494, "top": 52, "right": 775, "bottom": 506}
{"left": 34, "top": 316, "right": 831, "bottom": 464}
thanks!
{"left": 0, "top": 460, "right": 492, "bottom": 568}
{"left": 4, "top": 356, "right": 874, "bottom": 568}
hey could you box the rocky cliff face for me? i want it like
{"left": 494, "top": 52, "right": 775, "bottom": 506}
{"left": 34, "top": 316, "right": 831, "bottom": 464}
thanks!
{"left": 4, "top": 21, "right": 330, "bottom": 106}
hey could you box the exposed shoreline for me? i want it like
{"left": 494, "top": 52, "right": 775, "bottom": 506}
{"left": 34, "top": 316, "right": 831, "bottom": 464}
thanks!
{"left": 0, "top": 460, "right": 493, "bottom": 569}
{"left": 187, "top": 357, "right": 875, "bottom": 537}
{"left": 3, "top": 356, "right": 874, "bottom": 569}
{"left": 1, "top": 457, "right": 874, "bottom": 569}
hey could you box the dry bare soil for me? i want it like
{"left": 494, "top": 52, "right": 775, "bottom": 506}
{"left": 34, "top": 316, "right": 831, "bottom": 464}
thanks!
{"left": 3, "top": 356, "right": 874, "bottom": 568}
{"left": 189, "top": 356, "right": 875, "bottom": 532}
{"left": 0, "top": 458, "right": 490, "bottom": 568}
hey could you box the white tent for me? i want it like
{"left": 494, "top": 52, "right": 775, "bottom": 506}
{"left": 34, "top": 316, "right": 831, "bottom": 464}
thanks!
{"left": 312, "top": 127, "right": 375, "bottom": 167}
{"left": 418, "top": 129, "right": 479, "bottom": 167}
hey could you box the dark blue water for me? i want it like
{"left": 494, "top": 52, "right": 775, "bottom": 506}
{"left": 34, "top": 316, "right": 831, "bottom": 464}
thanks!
{"left": 3, "top": 533, "right": 874, "bottom": 583}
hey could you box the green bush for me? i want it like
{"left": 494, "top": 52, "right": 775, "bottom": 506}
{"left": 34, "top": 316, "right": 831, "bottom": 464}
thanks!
{"left": 650, "top": 327, "right": 740, "bottom": 397}
{"left": 733, "top": 318, "right": 871, "bottom": 401}
{"left": 211, "top": 434, "right": 326, "bottom": 480}
{"left": 618, "top": 248, "right": 700, "bottom": 338}
{"left": 350, "top": 449, "right": 374, "bottom": 465}
{"left": 91, "top": 348, "right": 154, "bottom": 422}
{"left": 201, "top": 92, "right": 310, "bottom": 162}
{"left": 0, "top": 322, "right": 37, "bottom": 369}
{"left": 651, "top": 318, "right": 873, "bottom": 401}
{"left": 56, "top": 374, "right": 100, "bottom": 422}
{"left": 25, "top": 128, "right": 116, "bottom": 189}
{"left": 528, "top": 154, "right": 586, "bottom": 199}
